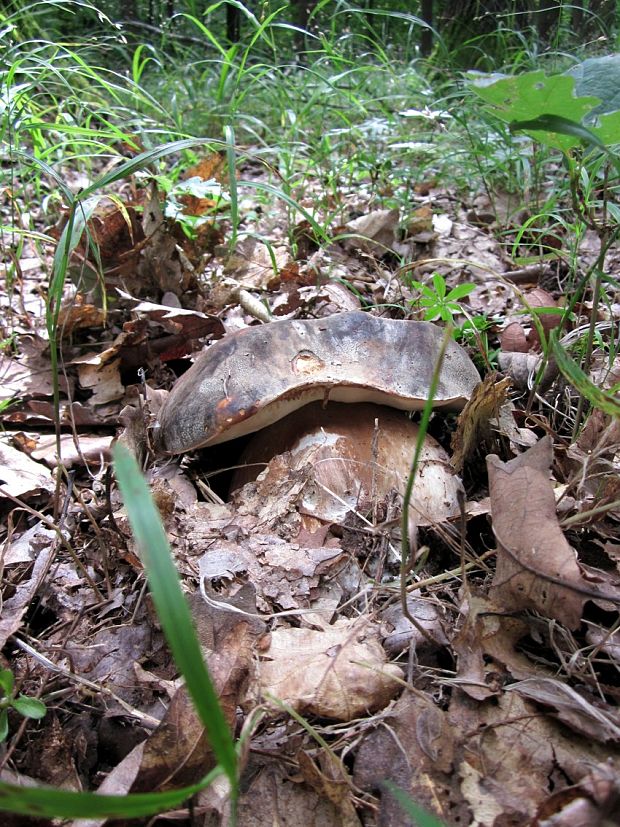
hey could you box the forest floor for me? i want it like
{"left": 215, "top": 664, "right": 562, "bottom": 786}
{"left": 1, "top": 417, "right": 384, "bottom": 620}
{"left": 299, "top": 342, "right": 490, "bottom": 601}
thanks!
{"left": 2, "top": 101, "right": 620, "bottom": 826}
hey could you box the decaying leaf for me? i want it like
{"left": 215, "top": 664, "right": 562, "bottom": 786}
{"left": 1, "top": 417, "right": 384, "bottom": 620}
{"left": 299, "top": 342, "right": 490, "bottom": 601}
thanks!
{"left": 0, "top": 541, "right": 57, "bottom": 648}
{"left": 257, "top": 618, "right": 403, "bottom": 721}
{"left": 344, "top": 208, "right": 400, "bottom": 256}
{"left": 354, "top": 692, "right": 465, "bottom": 826}
{"left": 233, "top": 758, "right": 345, "bottom": 826}
{"left": 381, "top": 596, "right": 448, "bottom": 656}
{"left": 0, "top": 335, "right": 71, "bottom": 402}
{"left": 73, "top": 352, "right": 125, "bottom": 406}
{"left": 451, "top": 593, "right": 502, "bottom": 701}
{"left": 453, "top": 691, "right": 554, "bottom": 825}
{"left": 509, "top": 677, "right": 620, "bottom": 744}
{"left": 29, "top": 434, "right": 112, "bottom": 469}
{"left": 118, "top": 289, "right": 225, "bottom": 340}
{"left": 57, "top": 296, "right": 106, "bottom": 336}
{"left": 0, "top": 437, "right": 54, "bottom": 498}
{"left": 487, "top": 436, "right": 587, "bottom": 628}
{"left": 130, "top": 619, "right": 255, "bottom": 793}
{"left": 224, "top": 236, "right": 290, "bottom": 290}
{"left": 139, "top": 188, "right": 196, "bottom": 294}
{"left": 297, "top": 751, "right": 362, "bottom": 827}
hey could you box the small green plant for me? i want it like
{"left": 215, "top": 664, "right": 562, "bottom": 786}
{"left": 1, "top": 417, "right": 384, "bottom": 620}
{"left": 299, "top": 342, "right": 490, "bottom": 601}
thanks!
{"left": 455, "top": 314, "right": 499, "bottom": 371}
{"left": 0, "top": 669, "right": 46, "bottom": 742}
{"left": 408, "top": 273, "right": 476, "bottom": 322}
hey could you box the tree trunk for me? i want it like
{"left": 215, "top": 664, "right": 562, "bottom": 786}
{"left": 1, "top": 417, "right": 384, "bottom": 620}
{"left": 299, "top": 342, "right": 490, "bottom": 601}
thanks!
{"left": 589, "top": 0, "right": 616, "bottom": 33}
{"left": 420, "top": 0, "right": 433, "bottom": 56}
{"left": 292, "top": 0, "right": 318, "bottom": 52}
{"left": 227, "top": 4, "right": 241, "bottom": 42}
{"left": 537, "top": 0, "right": 561, "bottom": 43}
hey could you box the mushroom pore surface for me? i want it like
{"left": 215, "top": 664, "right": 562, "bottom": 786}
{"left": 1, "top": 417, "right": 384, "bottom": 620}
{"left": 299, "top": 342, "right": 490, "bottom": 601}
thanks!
{"left": 154, "top": 310, "right": 480, "bottom": 454}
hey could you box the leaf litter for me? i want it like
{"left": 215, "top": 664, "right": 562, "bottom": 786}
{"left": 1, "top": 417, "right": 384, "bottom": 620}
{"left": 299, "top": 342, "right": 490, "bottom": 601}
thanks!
{"left": 1, "top": 145, "right": 620, "bottom": 827}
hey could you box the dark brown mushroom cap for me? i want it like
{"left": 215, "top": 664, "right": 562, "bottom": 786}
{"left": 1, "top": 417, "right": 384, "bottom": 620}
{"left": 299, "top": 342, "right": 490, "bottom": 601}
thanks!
{"left": 154, "top": 311, "right": 480, "bottom": 454}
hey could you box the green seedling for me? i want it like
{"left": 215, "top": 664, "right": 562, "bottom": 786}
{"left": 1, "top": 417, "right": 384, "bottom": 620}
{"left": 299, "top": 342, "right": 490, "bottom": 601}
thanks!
{"left": 0, "top": 669, "right": 46, "bottom": 742}
{"left": 409, "top": 273, "right": 475, "bottom": 323}
{"left": 455, "top": 315, "right": 499, "bottom": 371}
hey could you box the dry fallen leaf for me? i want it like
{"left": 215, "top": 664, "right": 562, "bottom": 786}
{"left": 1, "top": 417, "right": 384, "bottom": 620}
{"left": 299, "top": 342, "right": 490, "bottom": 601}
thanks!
{"left": 257, "top": 618, "right": 403, "bottom": 721}
{"left": 73, "top": 352, "right": 124, "bottom": 406}
{"left": 354, "top": 692, "right": 464, "bottom": 826}
{"left": 130, "top": 619, "right": 255, "bottom": 793}
{"left": 297, "top": 750, "right": 362, "bottom": 827}
{"left": 0, "top": 437, "right": 54, "bottom": 498}
{"left": 344, "top": 208, "right": 400, "bottom": 256}
{"left": 509, "top": 677, "right": 620, "bottom": 744}
{"left": 224, "top": 236, "right": 289, "bottom": 290}
{"left": 487, "top": 436, "right": 587, "bottom": 629}
{"left": 139, "top": 187, "right": 195, "bottom": 294}
{"left": 452, "top": 691, "right": 554, "bottom": 825}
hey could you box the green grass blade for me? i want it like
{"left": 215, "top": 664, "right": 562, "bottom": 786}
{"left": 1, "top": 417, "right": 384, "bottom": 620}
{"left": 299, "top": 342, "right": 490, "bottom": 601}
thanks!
{"left": 382, "top": 782, "right": 446, "bottom": 827}
{"left": 224, "top": 124, "right": 239, "bottom": 252}
{"left": 549, "top": 333, "right": 620, "bottom": 419}
{"left": 0, "top": 766, "right": 223, "bottom": 819}
{"left": 112, "top": 444, "right": 238, "bottom": 784}
{"left": 238, "top": 179, "right": 330, "bottom": 244}
{"left": 80, "top": 138, "right": 223, "bottom": 197}
{"left": 509, "top": 113, "right": 605, "bottom": 148}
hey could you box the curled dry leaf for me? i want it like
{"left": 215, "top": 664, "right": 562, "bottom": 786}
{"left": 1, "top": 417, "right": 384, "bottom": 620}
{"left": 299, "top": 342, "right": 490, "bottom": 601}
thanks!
{"left": 500, "top": 321, "right": 529, "bottom": 353}
{"left": 381, "top": 595, "right": 448, "bottom": 656}
{"left": 0, "top": 437, "right": 54, "bottom": 498}
{"left": 344, "top": 208, "right": 400, "bottom": 256}
{"left": 155, "top": 311, "right": 480, "bottom": 453}
{"left": 487, "top": 436, "right": 587, "bottom": 629}
{"left": 498, "top": 350, "right": 558, "bottom": 390}
{"left": 508, "top": 678, "right": 620, "bottom": 744}
{"left": 257, "top": 618, "right": 403, "bottom": 721}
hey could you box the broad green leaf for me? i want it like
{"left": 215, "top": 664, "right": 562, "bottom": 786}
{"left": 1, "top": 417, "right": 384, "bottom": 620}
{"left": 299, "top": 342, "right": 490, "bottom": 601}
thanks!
{"left": 468, "top": 70, "right": 600, "bottom": 151}
{"left": 549, "top": 334, "right": 620, "bottom": 419}
{"left": 591, "top": 109, "right": 620, "bottom": 148}
{"left": 446, "top": 283, "right": 476, "bottom": 301}
{"left": 509, "top": 114, "right": 605, "bottom": 149}
{"left": 0, "top": 710, "right": 8, "bottom": 743}
{"left": 432, "top": 273, "right": 446, "bottom": 299}
{"left": 568, "top": 54, "right": 620, "bottom": 117}
{"left": 0, "top": 670, "right": 14, "bottom": 696}
{"left": 11, "top": 695, "right": 46, "bottom": 720}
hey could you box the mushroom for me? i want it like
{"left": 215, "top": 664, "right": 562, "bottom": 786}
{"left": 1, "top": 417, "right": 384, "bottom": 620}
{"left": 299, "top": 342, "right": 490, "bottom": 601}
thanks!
{"left": 154, "top": 311, "right": 480, "bottom": 454}
{"left": 230, "top": 402, "right": 464, "bottom": 527}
